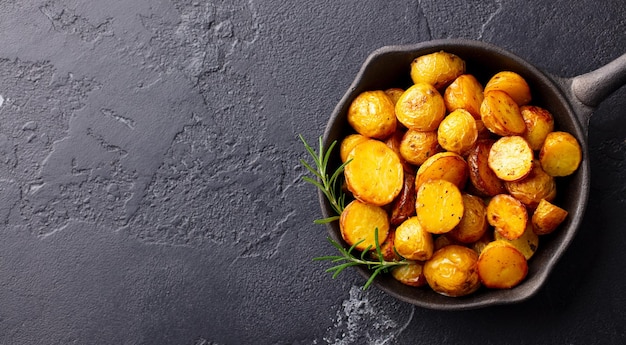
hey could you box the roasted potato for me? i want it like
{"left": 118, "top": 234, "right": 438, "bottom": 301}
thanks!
{"left": 416, "top": 179, "right": 464, "bottom": 234}
{"left": 444, "top": 74, "right": 484, "bottom": 119}
{"left": 415, "top": 151, "right": 468, "bottom": 191}
{"left": 539, "top": 131, "right": 582, "bottom": 177}
{"left": 390, "top": 173, "right": 417, "bottom": 226}
{"left": 392, "top": 261, "right": 427, "bottom": 287}
{"left": 385, "top": 129, "right": 414, "bottom": 173}
{"left": 340, "top": 200, "right": 390, "bottom": 252}
{"left": 532, "top": 198, "right": 569, "bottom": 235}
{"left": 424, "top": 245, "right": 481, "bottom": 297}
{"left": 340, "top": 133, "right": 369, "bottom": 163}
{"left": 347, "top": 90, "right": 397, "bottom": 139}
{"left": 437, "top": 108, "right": 478, "bottom": 155}
{"left": 344, "top": 139, "right": 404, "bottom": 206}
{"left": 448, "top": 193, "right": 488, "bottom": 244}
{"left": 410, "top": 51, "right": 466, "bottom": 90}
{"left": 480, "top": 90, "right": 527, "bottom": 136}
{"left": 477, "top": 240, "right": 528, "bottom": 289}
{"left": 521, "top": 105, "right": 554, "bottom": 151}
{"left": 395, "top": 82, "right": 446, "bottom": 131}
{"left": 433, "top": 234, "right": 457, "bottom": 251}
{"left": 384, "top": 87, "right": 405, "bottom": 105}
{"left": 394, "top": 217, "right": 434, "bottom": 261}
{"left": 398, "top": 129, "right": 440, "bottom": 166}
{"left": 494, "top": 222, "right": 539, "bottom": 260}
{"left": 488, "top": 135, "right": 534, "bottom": 182}
{"left": 484, "top": 71, "right": 532, "bottom": 106}
{"left": 467, "top": 139, "right": 506, "bottom": 197}
{"left": 505, "top": 160, "right": 556, "bottom": 209}
{"left": 370, "top": 228, "right": 402, "bottom": 262}
{"left": 487, "top": 194, "right": 528, "bottom": 240}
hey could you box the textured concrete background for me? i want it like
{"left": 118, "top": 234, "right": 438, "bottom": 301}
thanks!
{"left": 0, "top": 0, "right": 624, "bottom": 344}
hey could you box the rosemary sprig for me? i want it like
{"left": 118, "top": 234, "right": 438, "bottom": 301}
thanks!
{"left": 298, "top": 134, "right": 350, "bottom": 224}
{"left": 313, "top": 228, "right": 407, "bottom": 290}
{"left": 299, "top": 135, "right": 408, "bottom": 289}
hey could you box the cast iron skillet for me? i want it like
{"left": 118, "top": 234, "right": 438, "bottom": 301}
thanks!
{"left": 320, "top": 39, "right": 626, "bottom": 310}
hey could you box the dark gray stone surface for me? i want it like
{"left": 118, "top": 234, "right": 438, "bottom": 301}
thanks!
{"left": 0, "top": 0, "right": 624, "bottom": 344}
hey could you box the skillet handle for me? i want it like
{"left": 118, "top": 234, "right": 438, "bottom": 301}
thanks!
{"left": 571, "top": 53, "right": 626, "bottom": 107}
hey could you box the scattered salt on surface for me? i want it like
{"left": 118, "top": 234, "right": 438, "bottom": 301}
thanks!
{"left": 0, "top": 94, "right": 4, "bottom": 107}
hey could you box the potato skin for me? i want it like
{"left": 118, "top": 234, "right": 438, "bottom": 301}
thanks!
{"left": 392, "top": 261, "right": 427, "bottom": 287}
{"left": 424, "top": 245, "right": 481, "bottom": 297}
{"left": 444, "top": 74, "right": 484, "bottom": 119}
{"left": 340, "top": 133, "right": 369, "bottom": 163}
{"left": 410, "top": 51, "right": 466, "bottom": 90}
{"left": 494, "top": 222, "right": 539, "bottom": 260}
{"left": 521, "top": 105, "right": 554, "bottom": 151}
{"left": 390, "top": 173, "right": 417, "bottom": 226}
{"left": 348, "top": 90, "right": 397, "bottom": 139}
{"left": 467, "top": 139, "right": 506, "bottom": 197}
{"left": 505, "top": 160, "right": 556, "bottom": 209}
{"left": 480, "top": 90, "right": 526, "bottom": 136}
{"left": 395, "top": 83, "right": 446, "bottom": 131}
{"left": 415, "top": 151, "right": 468, "bottom": 191}
{"left": 394, "top": 217, "right": 434, "bottom": 261}
{"left": 484, "top": 71, "right": 532, "bottom": 106}
{"left": 448, "top": 193, "right": 488, "bottom": 244}
{"left": 340, "top": 200, "right": 390, "bottom": 252}
{"left": 532, "top": 199, "right": 568, "bottom": 235}
{"left": 344, "top": 139, "right": 404, "bottom": 206}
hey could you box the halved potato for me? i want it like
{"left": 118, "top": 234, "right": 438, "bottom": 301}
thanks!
{"left": 477, "top": 240, "right": 528, "bottom": 289}
{"left": 480, "top": 90, "right": 526, "bottom": 136}
{"left": 340, "top": 200, "right": 390, "bottom": 252}
{"left": 394, "top": 217, "right": 434, "bottom": 261}
{"left": 340, "top": 133, "right": 369, "bottom": 163}
{"left": 416, "top": 179, "right": 464, "bottom": 234}
{"left": 447, "top": 193, "right": 488, "bottom": 244}
{"left": 521, "top": 105, "right": 554, "bottom": 151}
{"left": 390, "top": 173, "right": 417, "bottom": 226}
{"left": 532, "top": 198, "right": 569, "bottom": 235}
{"left": 505, "top": 160, "right": 556, "bottom": 209}
{"left": 484, "top": 71, "right": 532, "bottom": 106}
{"left": 415, "top": 151, "right": 468, "bottom": 191}
{"left": 444, "top": 74, "right": 484, "bottom": 119}
{"left": 488, "top": 136, "right": 534, "bottom": 182}
{"left": 344, "top": 139, "right": 404, "bottom": 206}
{"left": 437, "top": 108, "right": 478, "bottom": 156}
{"left": 395, "top": 82, "right": 446, "bottom": 131}
{"left": 410, "top": 51, "right": 466, "bottom": 90}
{"left": 392, "top": 261, "right": 427, "bottom": 287}
{"left": 487, "top": 194, "right": 528, "bottom": 240}
{"left": 399, "top": 129, "right": 440, "bottom": 166}
{"left": 424, "top": 245, "right": 481, "bottom": 297}
{"left": 348, "top": 90, "right": 397, "bottom": 139}
{"left": 539, "top": 131, "right": 582, "bottom": 177}
{"left": 467, "top": 139, "right": 506, "bottom": 196}
{"left": 494, "top": 222, "right": 539, "bottom": 260}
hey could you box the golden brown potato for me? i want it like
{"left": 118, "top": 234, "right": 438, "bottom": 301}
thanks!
{"left": 415, "top": 151, "right": 468, "bottom": 191}
{"left": 480, "top": 90, "right": 527, "bottom": 136}
{"left": 410, "top": 51, "right": 466, "bottom": 90}
{"left": 487, "top": 194, "right": 528, "bottom": 240}
{"left": 484, "top": 71, "right": 532, "bottom": 106}
{"left": 532, "top": 199, "right": 569, "bottom": 235}
{"left": 424, "top": 245, "right": 481, "bottom": 297}
{"left": 467, "top": 139, "right": 506, "bottom": 197}
{"left": 444, "top": 74, "right": 484, "bottom": 119}
{"left": 471, "top": 232, "right": 494, "bottom": 255}
{"left": 347, "top": 90, "right": 397, "bottom": 139}
{"left": 494, "top": 222, "right": 539, "bottom": 260}
{"left": 390, "top": 173, "right": 417, "bottom": 226}
{"left": 395, "top": 82, "right": 446, "bottom": 131}
{"left": 539, "top": 131, "right": 582, "bottom": 177}
{"left": 399, "top": 129, "right": 440, "bottom": 166}
{"left": 477, "top": 240, "right": 528, "bottom": 289}
{"left": 370, "top": 228, "right": 402, "bottom": 262}
{"left": 340, "top": 133, "right": 369, "bottom": 163}
{"left": 392, "top": 261, "right": 427, "bottom": 287}
{"left": 344, "top": 139, "right": 404, "bottom": 206}
{"left": 384, "top": 87, "right": 405, "bottom": 105}
{"left": 416, "top": 179, "right": 464, "bottom": 234}
{"left": 448, "top": 194, "right": 488, "bottom": 244}
{"left": 340, "top": 200, "right": 390, "bottom": 252}
{"left": 385, "top": 129, "right": 414, "bottom": 173}
{"left": 394, "top": 217, "right": 434, "bottom": 261}
{"left": 505, "top": 160, "right": 556, "bottom": 209}
{"left": 521, "top": 105, "right": 554, "bottom": 151}
{"left": 437, "top": 108, "right": 478, "bottom": 155}
{"left": 488, "top": 136, "right": 534, "bottom": 182}
{"left": 433, "top": 234, "right": 457, "bottom": 251}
